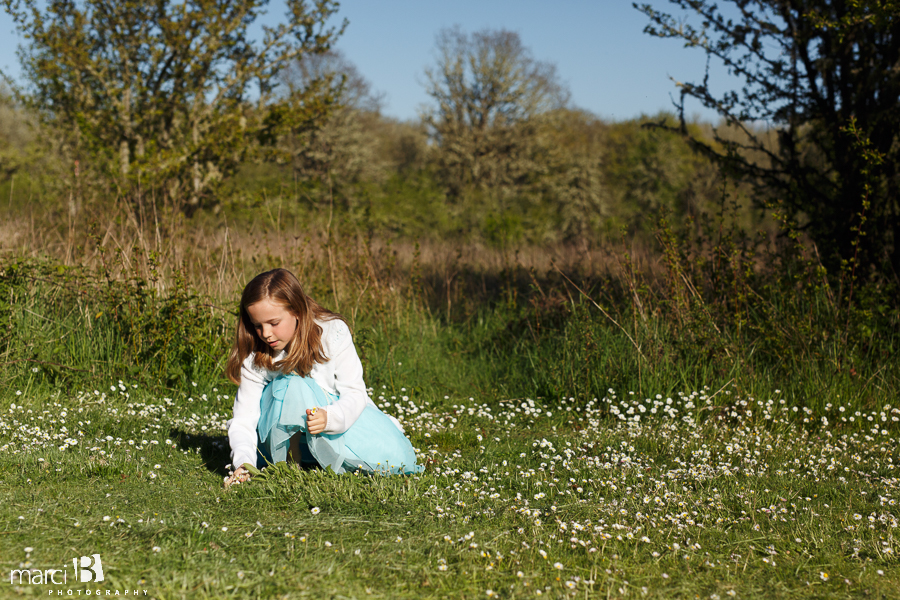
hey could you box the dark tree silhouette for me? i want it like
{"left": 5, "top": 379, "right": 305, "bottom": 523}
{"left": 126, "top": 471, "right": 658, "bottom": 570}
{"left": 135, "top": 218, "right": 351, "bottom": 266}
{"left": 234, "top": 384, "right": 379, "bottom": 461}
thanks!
{"left": 636, "top": 1, "right": 900, "bottom": 276}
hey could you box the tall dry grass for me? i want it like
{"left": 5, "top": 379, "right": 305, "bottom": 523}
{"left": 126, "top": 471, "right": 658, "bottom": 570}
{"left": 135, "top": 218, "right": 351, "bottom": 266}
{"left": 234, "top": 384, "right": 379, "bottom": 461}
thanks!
{"left": 3, "top": 189, "right": 897, "bottom": 412}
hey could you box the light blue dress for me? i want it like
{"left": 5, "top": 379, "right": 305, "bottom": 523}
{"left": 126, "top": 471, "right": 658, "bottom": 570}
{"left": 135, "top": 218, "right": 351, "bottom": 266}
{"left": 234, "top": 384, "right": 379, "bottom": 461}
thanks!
{"left": 255, "top": 373, "right": 423, "bottom": 475}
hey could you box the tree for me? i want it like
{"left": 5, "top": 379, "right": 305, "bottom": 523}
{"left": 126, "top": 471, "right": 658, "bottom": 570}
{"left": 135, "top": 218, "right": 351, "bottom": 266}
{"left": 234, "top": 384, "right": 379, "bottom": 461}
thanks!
{"left": 602, "top": 114, "right": 722, "bottom": 234}
{"left": 635, "top": 0, "right": 900, "bottom": 275}
{"left": 279, "top": 49, "right": 387, "bottom": 203}
{"left": 422, "top": 27, "right": 569, "bottom": 202}
{"left": 0, "top": 85, "right": 34, "bottom": 181}
{"left": 1, "top": 0, "right": 345, "bottom": 212}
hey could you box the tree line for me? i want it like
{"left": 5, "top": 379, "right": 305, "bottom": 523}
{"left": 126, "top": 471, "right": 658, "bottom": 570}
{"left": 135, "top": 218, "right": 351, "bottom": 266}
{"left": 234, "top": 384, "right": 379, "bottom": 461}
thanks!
{"left": 1, "top": 0, "right": 898, "bottom": 277}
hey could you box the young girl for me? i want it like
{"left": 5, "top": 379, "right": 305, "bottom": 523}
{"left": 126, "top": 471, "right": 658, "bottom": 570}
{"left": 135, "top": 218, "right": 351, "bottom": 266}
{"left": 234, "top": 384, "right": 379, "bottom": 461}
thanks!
{"left": 223, "top": 268, "right": 422, "bottom": 488}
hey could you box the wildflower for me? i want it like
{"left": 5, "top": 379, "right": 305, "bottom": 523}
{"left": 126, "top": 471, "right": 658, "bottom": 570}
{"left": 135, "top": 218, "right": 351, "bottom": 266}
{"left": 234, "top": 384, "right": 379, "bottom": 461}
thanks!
{"left": 439, "top": 565, "right": 448, "bottom": 571}
{"left": 565, "top": 581, "right": 576, "bottom": 589}
{"left": 820, "top": 572, "right": 829, "bottom": 581}
{"left": 311, "top": 507, "right": 321, "bottom": 515}
{"left": 554, "top": 562, "right": 563, "bottom": 570}
{"left": 151, "top": 546, "right": 161, "bottom": 553}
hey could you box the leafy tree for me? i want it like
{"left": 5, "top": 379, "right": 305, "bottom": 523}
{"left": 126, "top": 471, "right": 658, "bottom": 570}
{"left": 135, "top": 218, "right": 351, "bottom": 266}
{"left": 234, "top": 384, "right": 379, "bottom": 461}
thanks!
{"left": 527, "top": 108, "right": 610, "bottom": 241}
{"left": 1, "top": 0, "right": 345, "bottom": 212}
{"left": 279, "top": 49, "right": 386, "bottom": 207}
{"left": 0, "top": 85, "right": 34, "bottom": 181}
{"left": 635, "top": 0, "right": 900, "bottom": 275}
{"left": 422, "top": 26, "right": 569, "bottom": 202}
{"left": 603, "top": 114, "right": 721, "bottom": 234}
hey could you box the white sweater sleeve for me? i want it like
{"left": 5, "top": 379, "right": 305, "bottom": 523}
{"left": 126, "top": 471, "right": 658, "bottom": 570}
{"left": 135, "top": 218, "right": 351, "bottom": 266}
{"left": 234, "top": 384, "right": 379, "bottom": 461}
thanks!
{"left": 227, "top": 355, "right": 268, "bottom": 469}
{"left": 321, "top": 320, "right": 370, "bottom": 435}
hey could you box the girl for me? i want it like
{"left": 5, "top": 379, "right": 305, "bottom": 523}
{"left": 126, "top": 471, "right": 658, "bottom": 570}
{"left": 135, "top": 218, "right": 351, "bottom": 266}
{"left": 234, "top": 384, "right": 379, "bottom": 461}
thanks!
{"left": 223, "top": 268, "right": 422, "bottom": 488}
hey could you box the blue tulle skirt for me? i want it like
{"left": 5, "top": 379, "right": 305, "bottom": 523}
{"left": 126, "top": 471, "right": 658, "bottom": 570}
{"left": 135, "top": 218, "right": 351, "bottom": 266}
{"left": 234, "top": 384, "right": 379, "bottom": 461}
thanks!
{"left": 255, "top": 374, "right": 423, "bottom": 475}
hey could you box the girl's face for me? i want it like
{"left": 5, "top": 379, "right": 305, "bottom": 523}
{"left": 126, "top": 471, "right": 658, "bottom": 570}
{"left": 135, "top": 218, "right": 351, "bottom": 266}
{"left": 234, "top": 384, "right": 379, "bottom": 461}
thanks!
{"left": 246, "top": 298, "right": 298, "bottom": 353}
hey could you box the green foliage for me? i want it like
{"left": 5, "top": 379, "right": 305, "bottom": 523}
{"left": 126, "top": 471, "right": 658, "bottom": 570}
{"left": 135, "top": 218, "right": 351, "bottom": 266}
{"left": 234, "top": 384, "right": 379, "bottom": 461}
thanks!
{"left": 421, "top": 27, "right": 571, "bottom": 224}
{"left": 635, "top": 0, "right": 900, "bottom": 275}
{"left": 422, "top": 26, "right": 569, "bottom": 197}
{"left": 2, "top": 0, "right": 345, "bottom": 212}
{"left": 0, "top": 18, "right": 751, "bottom": 249}
{"left": 602, "top": 114, "right": 723, "bottom": 233}
{"left": 0, "top": 86, "right": 36, "bottom": 180}
{"left": 416, "top": 26, "right": 740, "bottom": 245}
{"left": 0, "top": 256, "right": 27, "bottom": 347}
{"left": 0, "top": 255, "right": 232, "bottom": 390}
{"left": 3, "top": 195, "right": 898, "bottom": 407}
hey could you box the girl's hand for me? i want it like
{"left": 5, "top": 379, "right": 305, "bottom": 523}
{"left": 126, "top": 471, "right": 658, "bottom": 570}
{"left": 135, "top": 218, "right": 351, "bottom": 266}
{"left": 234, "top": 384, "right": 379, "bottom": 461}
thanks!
{"left": 224, "top": 465, "right": 251, "bottom": 489}
{"left": 306, "top": 407, "right": 327, "bottom": 435}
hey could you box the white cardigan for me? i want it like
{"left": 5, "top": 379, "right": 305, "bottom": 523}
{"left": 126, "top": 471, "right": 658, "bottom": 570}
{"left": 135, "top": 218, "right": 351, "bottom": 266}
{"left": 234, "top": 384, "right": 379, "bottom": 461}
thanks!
{"left": 226, "top": 318, "right": 377, "bottom": 469}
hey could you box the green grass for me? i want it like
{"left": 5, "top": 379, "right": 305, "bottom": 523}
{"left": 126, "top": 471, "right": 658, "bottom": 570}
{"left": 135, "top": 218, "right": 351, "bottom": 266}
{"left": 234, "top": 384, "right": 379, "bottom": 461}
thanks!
{"left": 1, "top": 253, "right": 899, "bottom": 598}
{"left": 1, "top": 375, "right": 897, "bottom": 599}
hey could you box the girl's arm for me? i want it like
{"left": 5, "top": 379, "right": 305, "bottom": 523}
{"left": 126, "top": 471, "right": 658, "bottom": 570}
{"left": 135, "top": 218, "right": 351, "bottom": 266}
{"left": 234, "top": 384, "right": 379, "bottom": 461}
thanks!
{"left": 226, "top": 355, "right": 267, "bottom": 469}
{"left": 321, "top": 320, "right": 370, "bottom": 435}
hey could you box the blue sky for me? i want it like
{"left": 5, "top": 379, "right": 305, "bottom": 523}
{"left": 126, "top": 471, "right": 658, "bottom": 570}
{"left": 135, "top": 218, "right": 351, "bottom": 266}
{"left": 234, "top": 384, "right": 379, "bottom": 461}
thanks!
{"left": 0, "top": 1, "right": 739, "bottom": 123}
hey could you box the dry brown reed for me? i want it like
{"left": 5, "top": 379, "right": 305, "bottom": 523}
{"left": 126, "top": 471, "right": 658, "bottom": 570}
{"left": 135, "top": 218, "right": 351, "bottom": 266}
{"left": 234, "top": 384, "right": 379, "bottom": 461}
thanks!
{"left": 1, "top": 199, "right": 669, "bottom": 327}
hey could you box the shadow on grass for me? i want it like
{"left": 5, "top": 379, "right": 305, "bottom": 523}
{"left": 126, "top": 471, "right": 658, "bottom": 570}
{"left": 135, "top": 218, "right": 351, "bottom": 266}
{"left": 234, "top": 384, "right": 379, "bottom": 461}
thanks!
{"left": 168, "top": 429, "right": 231, "bottom": 478}
{"left": 166, "top": 429, "right": 322, "bottom": 479}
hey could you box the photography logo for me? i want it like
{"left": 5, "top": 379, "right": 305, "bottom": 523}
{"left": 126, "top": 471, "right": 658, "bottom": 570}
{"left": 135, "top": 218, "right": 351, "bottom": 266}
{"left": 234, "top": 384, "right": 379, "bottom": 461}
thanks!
{"left": 74, "top": 554, "right": 104, "bottom": 583}
{"left": 10, "top": 554, "right": 102, "bottom": 585}
{"left": 8, "top": 551, "right": 146, "bottom": 595}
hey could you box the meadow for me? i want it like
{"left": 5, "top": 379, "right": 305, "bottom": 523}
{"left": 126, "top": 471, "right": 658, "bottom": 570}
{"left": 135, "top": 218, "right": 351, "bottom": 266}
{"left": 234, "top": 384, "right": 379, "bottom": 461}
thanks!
{"left": 2, "top": 0, "right": 899, "bottom": 595}
{"left": 1, "top": 209, "right": 898, "bottom": 599}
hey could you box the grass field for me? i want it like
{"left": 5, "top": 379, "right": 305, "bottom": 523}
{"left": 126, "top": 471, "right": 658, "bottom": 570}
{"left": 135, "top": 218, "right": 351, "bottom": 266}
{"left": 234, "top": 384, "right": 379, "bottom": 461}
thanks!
{"left": 1, "top": 226, "right": 899, "bottom": 599}
{"left": 1, "top": 370, "right": 897, "bottom": 599}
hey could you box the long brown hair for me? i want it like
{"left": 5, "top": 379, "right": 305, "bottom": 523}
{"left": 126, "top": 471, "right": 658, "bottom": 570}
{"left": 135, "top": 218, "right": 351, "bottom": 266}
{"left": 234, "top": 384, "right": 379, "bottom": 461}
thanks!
{"left": 225, "top": 269, "right": 344, "bottom": 384}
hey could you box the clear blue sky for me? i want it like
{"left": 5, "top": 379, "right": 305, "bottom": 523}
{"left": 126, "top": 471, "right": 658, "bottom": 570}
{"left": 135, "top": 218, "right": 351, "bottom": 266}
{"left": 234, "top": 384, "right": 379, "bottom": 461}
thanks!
{"left": 0, "top": 1, "right": 738, "bottom": 123}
